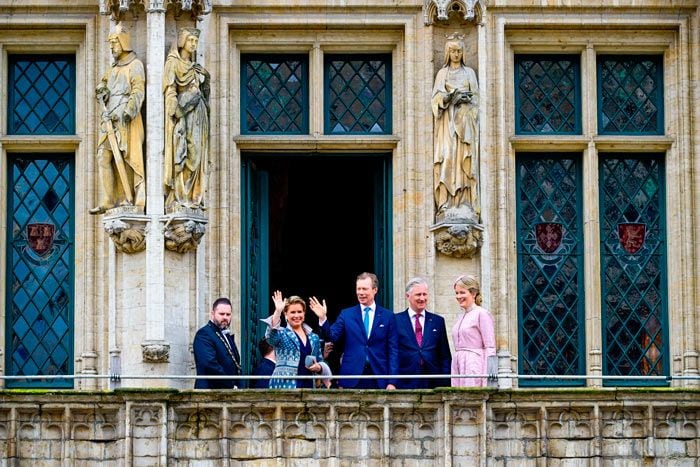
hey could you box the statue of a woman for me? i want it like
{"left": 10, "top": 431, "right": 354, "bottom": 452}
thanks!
{"left": 432, "top": 34, "right": 479, "bottom": 220}
{"left": 163, "top": 27, "right": 210, "bottom": 210}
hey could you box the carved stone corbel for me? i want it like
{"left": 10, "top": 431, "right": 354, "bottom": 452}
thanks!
{"left": 430, "top": 204, "right": 483, "bottom": 258}
{"left": 100, "top": 0, "right": 211, "bottom": 20}
{"left": 141, "top": 341, "right": 170, "bottom": 363}
{"left": 163, "top": 208, "right": 207, "bottom": 254}
{"left": 423, "top": 0, "right": 483, "bottom": 25}
{"left": 103, "top": 210, "right": 148, "bottom": 254}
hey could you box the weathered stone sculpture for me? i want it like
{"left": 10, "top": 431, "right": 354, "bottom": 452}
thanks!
{"left": 163, "top": 27, "right": 210, "bottom": 211}
{"left": 91, "top": 25, "right": 146, "bottom": 215}
{"left": 432, "top": 33, "right": 479, "bottom": 221}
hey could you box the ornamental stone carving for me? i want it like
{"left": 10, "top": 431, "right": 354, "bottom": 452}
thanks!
{"left": 163, "top": 209, "right": 207, "bottom": 253}
{"left": 103, "top": 212, "right": 148, "bottom": 253}
{"left": 99, "top": 0, "right": 211, "bottom": 20}
{"left": 141, "top": 342, "right": 170, "bottom": 362}
{"left": 423, "top": 0, "right": 483, "bottom": 25}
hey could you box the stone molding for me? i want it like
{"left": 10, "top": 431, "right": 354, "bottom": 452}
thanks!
{"left": 103, "top": 211, "right": 148, "bottom": 254}
{"left": 423, "top": 0, "right": 483, "bottom": 25}
{"left": 99, "top": 0, "right": 211, "bottom": 19}
{"left": 0, "top": 390, "right": 697, "bottom": 464}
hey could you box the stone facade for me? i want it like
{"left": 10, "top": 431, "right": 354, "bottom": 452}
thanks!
{"left": 0, "top": 389, "right": 698, "bottom": 465}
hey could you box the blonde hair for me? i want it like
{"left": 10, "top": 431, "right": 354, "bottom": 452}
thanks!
{"left": 454, "top": 274, "right": 482, "bottom": 306}
{"left": 284, "top": 295, "right": 307, "bottom": 314}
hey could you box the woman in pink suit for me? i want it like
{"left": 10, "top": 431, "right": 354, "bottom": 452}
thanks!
{"left": 451, "top": 275, "right": 496, "bottom": 387}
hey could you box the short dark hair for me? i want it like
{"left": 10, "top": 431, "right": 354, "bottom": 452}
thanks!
{"left": 356, "top": 272, "right": 379, "bottom": 289}
{"left": 258, "top": 338, "right": 273, "bottom": 357}
{"left": 212, "top": 297, "right": 232, "bottom": 310}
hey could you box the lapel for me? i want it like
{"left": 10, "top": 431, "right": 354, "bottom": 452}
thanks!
{"left": 421, "top": 311, "right": 434, "bottom": 346}
{"left": 283, "top": 326, "right": 301, "bottom": 351}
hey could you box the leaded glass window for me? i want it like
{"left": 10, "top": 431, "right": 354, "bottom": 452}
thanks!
{"left": 325, "top": 54, "right": 392, "bottom": 134}
{"left": 515, "top": 55, "right": 580, "bottom": 134}
{"left": 600, "top": 155, "right": 667, "bottom": 385}
{"left": 241, "top": 54, "right": 308, "bottom": 134}
{"left": 7, "top": 54, "right": 75, "bottom": 135}
{"left": 6, "top": 155, "right": 74, "bottom": 388}
{"left": 598, "top": 56, "right": 664, "bottom": 135}
{"left": 517, "top": 154, "right": 585, "bottom": 386}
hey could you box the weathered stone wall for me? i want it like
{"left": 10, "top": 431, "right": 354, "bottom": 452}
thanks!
{"left": 0, "top": 389, "right": 698, "bottom": 465}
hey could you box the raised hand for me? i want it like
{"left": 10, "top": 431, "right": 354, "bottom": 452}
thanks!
{"left": 271, "top": 290, "right": 285, "bottom": 315}
{"left": 308, "top": 296, "right": 327, "bottom": 321}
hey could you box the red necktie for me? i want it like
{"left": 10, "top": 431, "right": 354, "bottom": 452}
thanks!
{"left": 414, "top": 314, "right": 423, "bottom": 346}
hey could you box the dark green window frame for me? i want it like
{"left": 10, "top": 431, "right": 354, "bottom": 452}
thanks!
{"left": 7, "top": 54, "right": 76, "bottom": 135}
{"left": 514, "top": 54, "right": 581, "bottom": 135}
{"left": 599, "top": 153, "right": 668, "bottom": 386}
{"left": 597, "top": 55, "right": 664, "bottom": 135}
{"left": 516, "top": 153, "right": 586, "bottom": 387}
{"left": 240, "top": 54, "right": 309, "bottom": 135}
{"left": 324, "top": 54, "right": 392, "bottom": 135}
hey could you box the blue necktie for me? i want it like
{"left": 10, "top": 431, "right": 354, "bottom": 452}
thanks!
{"left": 363, "top": 307, "right": 371, "bottom": 336}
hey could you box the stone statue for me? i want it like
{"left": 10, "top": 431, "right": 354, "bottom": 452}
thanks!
{"left": 90, "top": 25, "right": 146, "bottom": 215}
{"left": 163, "top": 27, "right": 210, "bottom": 211}
{"left": 432, "top": 33, "right": 479, "bottom": 221}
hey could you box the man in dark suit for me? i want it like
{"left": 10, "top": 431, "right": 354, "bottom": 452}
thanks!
{"left": 395, "top": 277, "right": 452, "bottom": 389}
{"left": 311, "top": 272, "right": 398, "bottom": 389}
{"left": 193, "top": 297, "right": 241, "bottom": 389}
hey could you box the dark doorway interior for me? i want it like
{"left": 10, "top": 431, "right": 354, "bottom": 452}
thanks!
{"left": 255, "top": 155, "right": 378, "bottom": 325}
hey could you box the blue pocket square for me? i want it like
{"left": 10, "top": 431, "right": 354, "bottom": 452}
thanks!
{"left": 379, "top": 324, "right": 385, "bottom": 327}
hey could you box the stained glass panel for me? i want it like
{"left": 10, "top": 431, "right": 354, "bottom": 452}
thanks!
{"left": 8, "top": 55, "right": 75, "bottom": 135}
{"left": 6, "top": 156, "right": 74, "bottom": 388}
{"left": 325, "top": 54, "right": 392, "bottom": 134}
{"left": 242, "top": 55, "right": 308, "bottom": 134}
{"left": 515, "top": 55, "right": 580, "bottom": 134}
{"left": 600, "top": 155, "right": 667, "bottom": 385}
{"left": 517, "top": 155, "right": 585, "bottom": 386}
{"left": 598, "top": 56, "right": 663, "bottom": 134}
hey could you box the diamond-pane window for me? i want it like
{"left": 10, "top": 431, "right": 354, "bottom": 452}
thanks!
{"left": 597, "top": 56, "right": 664, "bottom": 134}
{"left": 600, "top": 155, "right": 667, "bottom": 385}
{"left": 516, "top": 154, "right": 585, "bottom": 386}
{"left": 515, "top": 55, "right": 580, "bottom": 134}
{"left": 241, "top": 55, "right": 308, "bottom": 134}
{"left": 325, "top": 54, "right": 392, "bottom": 134}
{"left": 8, "top": 55, "right": 75, "bottom": 135}
{"left": 6, "top": 155, "right": 74, "bottom": 388}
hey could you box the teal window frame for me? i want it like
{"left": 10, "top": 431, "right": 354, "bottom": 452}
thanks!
{"left": 324, "top": 54, "right": 392, "bottom": 135}
{"left": 597, "top": 55, "right": 664, "bottom": 135}
{"left": 5, "top": 154, "right": 75, "bottom": 388}
{"left": 7, "top": 54, "right": 76, "bottom": 135}
{"left": 240, "top": 54, "right": 309, "bottom": 135}
{"left": 599, "top": 153, "right": 668, "bottom": 386}
{"left": 514, "top": 54, "right": 581, "bottom": 135}
{"left": 516, "top": 153, "right": 586, "bottom": 387}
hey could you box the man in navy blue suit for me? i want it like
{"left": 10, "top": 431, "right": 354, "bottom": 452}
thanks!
{"left": 395, "top": 277, "right": 452, "bottom": 389}
{"left": 311, "top": 272, "right": 398, "bottom": 389}
{"left": 193, "top": 297, "right": 241, "bottom": 389}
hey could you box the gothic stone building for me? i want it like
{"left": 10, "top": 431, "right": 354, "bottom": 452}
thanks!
{"left": 0, "top": 0, "right": 699, "bottom": 464}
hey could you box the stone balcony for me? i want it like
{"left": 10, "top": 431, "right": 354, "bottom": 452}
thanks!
{"left": 0, "top": 388, "right": 699, "bottom": 465}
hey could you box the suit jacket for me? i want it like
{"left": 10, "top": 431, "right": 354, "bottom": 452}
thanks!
{"left": 251, "top": 357, "right": 276, "bottom": 389}
{"left": 193, "top": 321, "right": 241, "bottom": 389}
{"left": 321, "top": 303, "right": 398, "bottom": 388}
{"left": 395, "top": 309, "right": 452, "bottom": 389}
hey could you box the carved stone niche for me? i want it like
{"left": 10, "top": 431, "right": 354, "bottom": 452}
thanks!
{"left": 423, "top": 0, "right": 484, "bottom": 25}
{"left": 430, "top": 204, "right": 483, "bottom": 258}
{"left": 163, "top": 207, "right": 207, "bottom": 254}
{"left": 142, "top": 341, "right": 170, "bottom": 363}
{"left": 103, "top": 208, "right": 148, "bottom": 254}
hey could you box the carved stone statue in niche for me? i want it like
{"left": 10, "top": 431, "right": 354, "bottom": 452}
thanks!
{"left": 432, "top": 33, "right": 479, "bottom": 222}
{"left": 90, "top": 25, "right": 146, "bottom": 215}
{"left": 163, "top": 27, "right": 210, "bottom": 212}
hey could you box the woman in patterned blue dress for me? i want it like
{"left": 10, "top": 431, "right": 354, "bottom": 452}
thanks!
{"left": 262, "top": 291, "right": 331, "bottom": 389}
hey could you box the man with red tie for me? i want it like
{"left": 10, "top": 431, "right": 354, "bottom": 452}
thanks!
{"left": 395, "top": 277, "right": 452, "bottom": 389}
{"left": 311, "top": 272, "right": 398, "bottom": 389}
